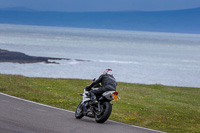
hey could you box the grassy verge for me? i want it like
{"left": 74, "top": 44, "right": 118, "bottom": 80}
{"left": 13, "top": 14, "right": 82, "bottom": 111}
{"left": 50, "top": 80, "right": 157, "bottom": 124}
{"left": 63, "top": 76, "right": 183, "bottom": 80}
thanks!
{"left": 0, "top": 74, "right": 200, "bottom": 133}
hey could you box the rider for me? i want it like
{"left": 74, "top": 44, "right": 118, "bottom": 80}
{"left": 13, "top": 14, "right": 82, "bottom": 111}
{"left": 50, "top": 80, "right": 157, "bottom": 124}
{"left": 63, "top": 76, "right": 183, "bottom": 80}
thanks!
{"left": 86, "top": 69, "right": 117, "bottom": 104}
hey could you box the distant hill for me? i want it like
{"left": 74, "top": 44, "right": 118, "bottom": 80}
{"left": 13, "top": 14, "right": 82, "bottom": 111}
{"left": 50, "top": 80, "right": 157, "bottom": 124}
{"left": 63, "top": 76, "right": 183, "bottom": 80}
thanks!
{"left": 0, "top": 8, "right": 200, "bottom": 33}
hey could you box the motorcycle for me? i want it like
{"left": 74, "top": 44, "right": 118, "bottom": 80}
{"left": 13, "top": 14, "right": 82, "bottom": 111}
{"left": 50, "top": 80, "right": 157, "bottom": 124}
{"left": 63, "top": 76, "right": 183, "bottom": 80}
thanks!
{"left": 75, "top": 85, "right": 119, "bottom": 123}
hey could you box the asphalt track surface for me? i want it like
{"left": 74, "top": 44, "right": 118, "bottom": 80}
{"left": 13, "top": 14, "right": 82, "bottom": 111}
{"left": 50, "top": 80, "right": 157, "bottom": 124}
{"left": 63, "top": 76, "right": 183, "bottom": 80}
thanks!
{"left": 0, "top": 93, "right": 166, "bottom": 133}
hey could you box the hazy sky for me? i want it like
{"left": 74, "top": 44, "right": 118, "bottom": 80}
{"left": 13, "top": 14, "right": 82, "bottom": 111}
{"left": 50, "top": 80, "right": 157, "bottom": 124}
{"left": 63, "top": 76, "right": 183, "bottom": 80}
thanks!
{"left": 0, "top": 0, "right": 200, "bottom": 12}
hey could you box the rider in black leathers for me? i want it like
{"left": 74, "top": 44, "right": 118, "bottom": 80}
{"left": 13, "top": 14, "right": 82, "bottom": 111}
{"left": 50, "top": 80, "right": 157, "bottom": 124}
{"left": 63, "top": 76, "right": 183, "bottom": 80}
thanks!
{"left": 86, "top": 69, "right": 117, "bottom": 104}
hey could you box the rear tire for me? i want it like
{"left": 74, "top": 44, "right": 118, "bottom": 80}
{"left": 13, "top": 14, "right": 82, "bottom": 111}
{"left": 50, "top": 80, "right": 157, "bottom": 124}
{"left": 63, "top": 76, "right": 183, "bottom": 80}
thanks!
{"left": 95, "top": 102, "right": 112, "bottom": 123}
{"left": 75, "top": 102, "right": 84, "bottom": 119}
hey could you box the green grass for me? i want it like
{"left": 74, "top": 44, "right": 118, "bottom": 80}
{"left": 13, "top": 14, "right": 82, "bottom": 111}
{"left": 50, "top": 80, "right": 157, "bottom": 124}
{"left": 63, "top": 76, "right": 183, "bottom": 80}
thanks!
{"left": 0, "top": 74, "right": 200, "bottom": 133}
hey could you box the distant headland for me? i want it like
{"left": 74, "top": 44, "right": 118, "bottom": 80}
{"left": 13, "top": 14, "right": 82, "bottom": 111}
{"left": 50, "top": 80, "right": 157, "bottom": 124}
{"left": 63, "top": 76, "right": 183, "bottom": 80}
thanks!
{"left": 0, "top": 49, "right": 89, "bottom": 64}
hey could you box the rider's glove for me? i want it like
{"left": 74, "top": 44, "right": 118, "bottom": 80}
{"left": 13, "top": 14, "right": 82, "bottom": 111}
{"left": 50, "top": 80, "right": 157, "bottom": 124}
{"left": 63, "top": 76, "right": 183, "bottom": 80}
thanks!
{"left": 85, "top": 85, "right": 91, "bottom": 91}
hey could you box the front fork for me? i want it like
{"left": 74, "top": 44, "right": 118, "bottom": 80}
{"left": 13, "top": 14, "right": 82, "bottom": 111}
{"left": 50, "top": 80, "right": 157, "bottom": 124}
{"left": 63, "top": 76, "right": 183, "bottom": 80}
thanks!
{"left": 83, "top": 103, "right": 88, "bottom": 115}
{"left": 98, "top": 102, "right": 101, "bottom": 112}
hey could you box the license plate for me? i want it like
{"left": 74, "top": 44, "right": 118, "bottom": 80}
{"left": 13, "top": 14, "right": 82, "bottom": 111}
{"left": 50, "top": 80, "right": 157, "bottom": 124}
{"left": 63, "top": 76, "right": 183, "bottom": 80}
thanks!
{"left": 112, "top": 94, "right": 119, "bottom": 101}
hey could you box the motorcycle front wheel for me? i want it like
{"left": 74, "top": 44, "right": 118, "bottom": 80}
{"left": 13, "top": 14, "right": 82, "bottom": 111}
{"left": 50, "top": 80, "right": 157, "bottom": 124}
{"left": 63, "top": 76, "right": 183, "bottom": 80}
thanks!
{"left": 95, "top": 102, "right": 112, "bottom": 123}
{"left": 75, "top": 102, "right": 84, "bottom": 119}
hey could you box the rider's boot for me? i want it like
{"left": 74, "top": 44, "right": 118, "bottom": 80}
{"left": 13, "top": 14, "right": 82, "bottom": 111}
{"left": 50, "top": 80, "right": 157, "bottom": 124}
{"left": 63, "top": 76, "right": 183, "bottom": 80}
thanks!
{"left": 90, "top": 92, "right": 98, "bottom": 105}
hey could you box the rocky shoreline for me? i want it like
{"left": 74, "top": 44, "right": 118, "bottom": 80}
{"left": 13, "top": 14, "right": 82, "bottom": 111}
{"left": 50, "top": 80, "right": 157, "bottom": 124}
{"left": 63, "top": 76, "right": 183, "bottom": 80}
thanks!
{"left": 0, "top": 49, "right": 89, "bottom": 64}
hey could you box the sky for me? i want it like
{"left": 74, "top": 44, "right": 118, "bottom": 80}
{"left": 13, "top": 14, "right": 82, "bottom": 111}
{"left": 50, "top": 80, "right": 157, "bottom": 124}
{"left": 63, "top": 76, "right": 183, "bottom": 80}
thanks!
{"left": 0, "top": 0, "right": 200, "bottom": 12}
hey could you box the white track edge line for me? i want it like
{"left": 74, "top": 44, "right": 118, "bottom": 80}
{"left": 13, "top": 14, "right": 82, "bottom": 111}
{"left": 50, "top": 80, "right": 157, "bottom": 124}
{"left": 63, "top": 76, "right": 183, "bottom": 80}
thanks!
{"left": 0, "top": 92, "right": 74, "bottom": 113}
{"left": 108, "top": 120, "right": 166, "bottom": 133}
{"left": 0, "top": 92, "right": 166, "bottom": 133}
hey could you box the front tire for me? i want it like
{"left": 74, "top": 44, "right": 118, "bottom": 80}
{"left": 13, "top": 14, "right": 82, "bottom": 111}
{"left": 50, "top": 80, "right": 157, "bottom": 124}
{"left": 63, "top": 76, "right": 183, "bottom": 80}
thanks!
{"left": 95, "top": 102, "right": 112, "bottom": 123}
{"left": 75, "top": 102, "right": 84, "bottom": 119}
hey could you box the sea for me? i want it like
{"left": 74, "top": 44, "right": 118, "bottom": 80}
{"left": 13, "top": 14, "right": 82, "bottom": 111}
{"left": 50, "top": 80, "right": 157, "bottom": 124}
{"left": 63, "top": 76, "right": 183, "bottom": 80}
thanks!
{"left": 0, "top": 24, "right": 200, "bottom": 88}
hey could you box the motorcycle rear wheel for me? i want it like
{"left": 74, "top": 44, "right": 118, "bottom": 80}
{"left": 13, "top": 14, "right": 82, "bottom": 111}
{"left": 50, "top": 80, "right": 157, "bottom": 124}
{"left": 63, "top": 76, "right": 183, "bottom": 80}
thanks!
{"left": 75, "top": 102, "right": 84, "bottom": 119}
{"left": 95, "top": 102, "right": 112, "bottom": 123}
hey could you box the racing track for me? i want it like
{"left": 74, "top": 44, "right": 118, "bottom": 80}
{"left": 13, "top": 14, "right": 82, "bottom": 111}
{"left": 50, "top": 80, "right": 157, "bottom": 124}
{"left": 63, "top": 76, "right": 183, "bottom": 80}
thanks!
{"left": 0, "top": 93, "right": 166, "bottom": 133}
